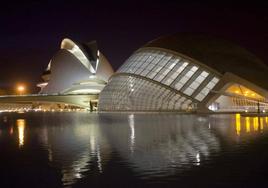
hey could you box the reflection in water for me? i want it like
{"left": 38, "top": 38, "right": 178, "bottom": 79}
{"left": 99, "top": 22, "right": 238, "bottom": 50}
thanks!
{"left": 3, "top": 113, "right": 268, "bottom": 187}
{"left": 235, "top": 114, "right": 241, "bottom": 135}
{"left": 235, "top": 114, "right": 268, "bottom": 135}
{"left": 16, "top": 119, "right": 25, "bottom": 147}
{"left": 253, "top": 117, "right": 258, "bottom": 131}
{"left": 246, "top": 117, "right": 250, "bottom": 133}
{"left": 38, "top": 114, "right": 107, "bottom": 186}
{"left": 260, "top": 118, "right": 264, "bottom": 132}
{"left": 9, "top": 127, "right": 13, "bottom": 135}
{"left": 100, "top": 114, "right": 220, "bottom": 177}
{"left": 36, "top": 113, "right": 224, "bottom": 183}
{"left": 97, "top": 145, "right": 102, "bottom": 173}
{"left": 128, "top": 114, "right": 135, "bottom": 153}
{"left": 196, "top": 153, "right": 200, "bottom": 166}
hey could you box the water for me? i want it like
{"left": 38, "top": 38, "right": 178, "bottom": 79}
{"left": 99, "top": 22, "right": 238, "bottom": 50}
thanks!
{"left": 0, "top": 112, "right": 268, "bottom": 187}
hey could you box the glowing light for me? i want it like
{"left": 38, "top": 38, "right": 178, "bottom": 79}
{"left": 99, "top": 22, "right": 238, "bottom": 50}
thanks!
{"left": 196, "top": 153, "right": 200, "bottom": 165}
{"left": 260, "top": 118, "right": 264, "bottom": 132}
{"left": 253, "top": 117, "right": 259, "bottom": 131}
{"left": 9, "top": 127, "right": 14, "bottom": 135}
{"left": 226, "top": 84, "right": 264, "bottom": 100}
{"left": 95, "top": 50, "right": 100, "bottom": 72}
{"left": 97, "top": 146, "right": 102, "bottom": 173}
{"left": 235, "top": 114, "right": 241, "bottom": 136}
{"left": 70, "top": 89, "right": 101, "bottom": 94}
{"left": 128, "top": 114, "right": 135, "bottom": 153}
{"left": 18, "top": 86, "right": 24, "bottom": 91}
{"left": 17, "top": 85, "right": 25, "bottom": 95}
{"left": 37, "top": 82, "right": 48, "bottom": 87}
{"left": 17, "top": 119, "right": 25, "bottom": 147}
{"left": 245, "top": 117, "right": 250, "bottom": 133}
{"left": 75, "top": 173, "right": 81, "bottom": 178}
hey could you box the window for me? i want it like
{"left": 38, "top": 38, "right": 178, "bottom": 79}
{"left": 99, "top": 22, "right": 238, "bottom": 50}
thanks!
{"left": 194, "top": 76, "right": 219, "bottom": 101}
{"left": 183, "top": 71, "right": 209, "bottom": 96}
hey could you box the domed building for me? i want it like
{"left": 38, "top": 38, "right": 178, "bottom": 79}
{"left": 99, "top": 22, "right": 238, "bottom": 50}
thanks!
{"left": 37, "top": 38, "right": 114, "bottom": 95}
{"left": 99, "top": 33, "right": 268, "bottom": 112}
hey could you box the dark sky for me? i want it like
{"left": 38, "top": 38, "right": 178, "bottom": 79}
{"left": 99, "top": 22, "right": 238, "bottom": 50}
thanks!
{"left": 0, "top": 1, "right": 267, "bottom": 93}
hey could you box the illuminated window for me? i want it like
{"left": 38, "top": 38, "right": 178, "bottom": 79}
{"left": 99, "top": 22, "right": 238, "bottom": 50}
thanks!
{"left": 183, "top": 71, "right": 209, "bottom": 96}
{"left": 194, "top": 76, "right": 219, "bottom": 101}
{"left": 173, "top": 65, "right": 199, "bottom": 90}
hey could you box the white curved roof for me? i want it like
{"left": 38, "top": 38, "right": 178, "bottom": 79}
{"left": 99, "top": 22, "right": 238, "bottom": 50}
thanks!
{"left": 61, "top": 38, "right": 96, "bottom": 73}
{"left": 39, "top": 38, "right": 114, "bottom": 94}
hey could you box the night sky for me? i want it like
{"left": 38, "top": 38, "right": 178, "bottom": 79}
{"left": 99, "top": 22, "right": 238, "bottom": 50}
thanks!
{"left": 0, "top": 1, "right": 267, "bottom": 93}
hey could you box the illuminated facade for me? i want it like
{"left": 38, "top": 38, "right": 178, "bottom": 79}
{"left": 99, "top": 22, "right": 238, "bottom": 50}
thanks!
{"left": 99, "top": 33, "right": 268, "bottom": 112}
{"left": 37, "top": 38, "right": 114, "bottom": 95}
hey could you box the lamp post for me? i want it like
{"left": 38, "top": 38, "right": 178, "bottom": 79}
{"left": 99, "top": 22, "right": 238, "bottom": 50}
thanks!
{"left": 257, "top": 100, "right": 260, "bottom": 114}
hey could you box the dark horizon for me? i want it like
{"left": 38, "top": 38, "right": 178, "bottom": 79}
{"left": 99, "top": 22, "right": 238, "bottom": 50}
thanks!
{"left": 0, "top": 1, "right": 267, "bottom": 93}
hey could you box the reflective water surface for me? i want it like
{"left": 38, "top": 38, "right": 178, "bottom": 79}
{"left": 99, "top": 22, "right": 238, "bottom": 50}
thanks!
{"left": 1, "top": 112, "right": 268, "bottom": 187}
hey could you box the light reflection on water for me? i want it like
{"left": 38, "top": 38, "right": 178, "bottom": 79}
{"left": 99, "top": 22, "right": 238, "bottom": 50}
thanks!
{"left": 235, "top": 114, "right": 268, "bottom": 136}
{"left": 101, "top": 114, "right": 221, "bottom": 177}
{"left": 16, "top": 119, "right": 25, "bottom": 147}
{"left": 40, "top": 114, "right": 107, "bottom": 186}
{"left": 1, "top": 113, "right": 268, "bottom": 187}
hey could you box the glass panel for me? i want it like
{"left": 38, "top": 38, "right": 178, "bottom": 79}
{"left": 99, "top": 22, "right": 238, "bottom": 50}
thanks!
{"left": 195, "top": 93, "right": 205, "bottom": 101}
{"left": 184, "top": 87, "right": 195, "bottom": 96}
{"left": 183, "top": 71, "right": 209, "bottom": 96}
{"left": 194, "top": 76, "right": 219, "bottom": 101}
{"left": 173, "top": 65, "right": 199, "bottom": 90}
{"left": 99, "top": 75, "right": 193, "bottom": 111}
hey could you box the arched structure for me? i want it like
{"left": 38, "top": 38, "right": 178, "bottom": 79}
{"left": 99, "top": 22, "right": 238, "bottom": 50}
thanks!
{"left": 37, "top": 38, "right": 114, "bottom": 95}
{"left": 99, "top": 33, "right": 268, "bottom": 112}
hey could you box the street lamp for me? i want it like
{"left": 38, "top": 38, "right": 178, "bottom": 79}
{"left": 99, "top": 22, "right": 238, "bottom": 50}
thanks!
{"left": 17, "top": 85, "right": 25, "bottom": 95}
